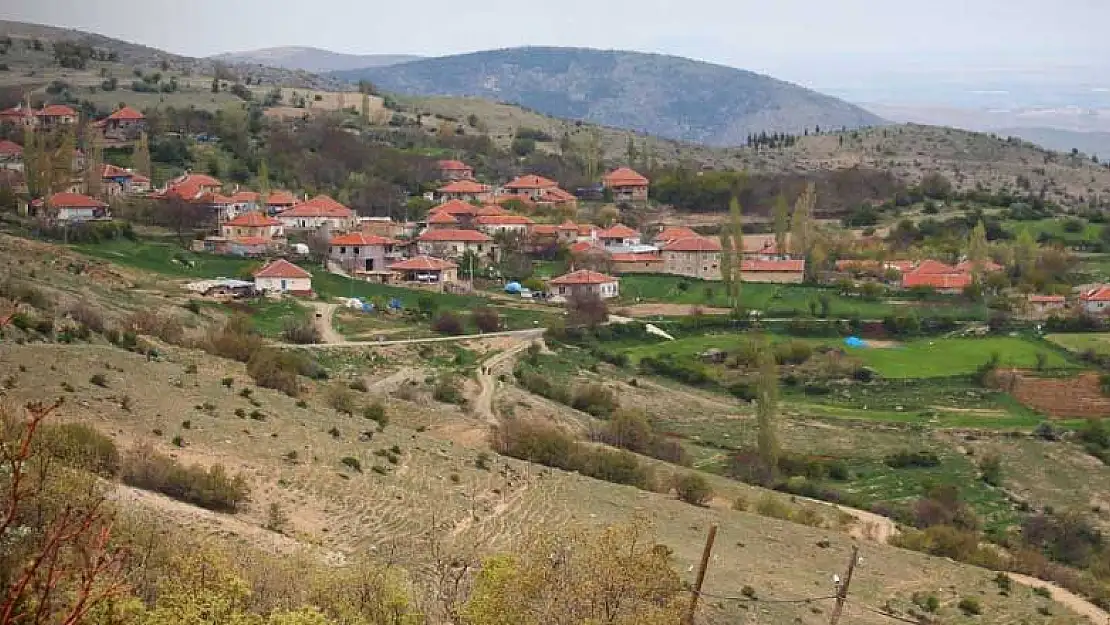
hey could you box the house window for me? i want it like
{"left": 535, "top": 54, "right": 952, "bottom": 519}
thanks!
{"left": 339, "top": 246, "right": 346, "bottom": 254}
{"left": 353, "top": 247, "right": 359, "bottom": 255}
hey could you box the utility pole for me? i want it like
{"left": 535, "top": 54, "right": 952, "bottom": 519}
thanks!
{"left": 829, "top": 545, "right": 860, "bottom": 625}
{"left": 684, "top": 524, "right": 717, "bottom": 625}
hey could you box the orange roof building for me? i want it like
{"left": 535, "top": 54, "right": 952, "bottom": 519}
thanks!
{"left": 661, "top": 236, "right": 722, "bottom": 280}
{"left": 597, "top": 224, "right": 641, "bottom": 247}
{"left": 655, "top": 226, "right": 698, "bottom": 243}
{"left": 437, "top": 159, "right": 474, "bottom": 181}
{"left": 389, "top": 255, "right": 460, "bottom": 284}
{"left": 253, "top": 260, "right": 313, "bottom": 295}
{"left": 602, "top": 167, "right": 650, "bottom": 202}
{"left": 549, "top": 269, "right": 620, "bottom": 300}
{"left": 106, "top": 106, "right": 144, "bottom": 121}
{"left": 266, "top": 191, "right": 297, "bottom": 208}
{"left": 475, "top": 214, "right": 534, "bottom": 234}
{"left": 437, "top": 179, "right": 491, "bottom": 200}
{"left": 429, "top": 199, "right": 480, "bottom": 217}
{"left": 45, "top": 192, "right": 109, "bottom": 222}
{"left": 276, "top": 195, "right": 358, "bottom": 231}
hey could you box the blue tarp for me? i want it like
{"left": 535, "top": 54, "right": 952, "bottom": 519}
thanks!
{"left": 844, "top": 336, "right": 867, "bottom": 348}
{"left": 504, "top": 282, "right": 523, "bottom": 293}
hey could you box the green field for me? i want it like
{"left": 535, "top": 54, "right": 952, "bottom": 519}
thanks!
{"left": 616, "top": 274, "right": 986, "bottom": 319}
{"left": 1046, "top": 332, "right": 1110, "bottom": 356}
{"left": 1007, "top": 218, "right": 1102, "bottom": 245}
{"left": 74, "top": 240, "right": 557, "bottom": 331}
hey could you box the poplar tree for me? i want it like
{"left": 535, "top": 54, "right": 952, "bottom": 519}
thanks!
{"left": 967, "top": 219, "right": 988, "bottom": 283}
{"left": 257, "top": 158, "right": 270, "bottom": 203}
{"left": 790, "top": 183, "right": 816, "bottom": 256}
{"left": 729, "top": 196, "right": 744, "bottom": 314}
{"left": 719, "top": 230, "right": 733, "bottom": 306}
{"left": 133, "top": 131, "right": 151, "bottom": 180}
{"left": 772, "top": 193, "right": 790, "bottom": 257}
{"left": 755, "top": 334, "right": 780, "bottom": 474}
{"left": 83, "top": 124, "right": 103, "bottom": 199}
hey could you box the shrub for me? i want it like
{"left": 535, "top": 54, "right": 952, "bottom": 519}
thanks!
{"left": 121, "top": 444, "right": 249, "bottom": 512}
{"left": 471, "top": 307, "right": 501, "bottom": 333}
{"left": 205, "top": 316, "right": 265, "bottom": 362}
{"left": 340, "top": 456, "right": 362, "bottom": 472}
{"left": 570, "top": 383, "right": 618, "bottom": 418}
{"left": 282, "top": 315, "right": 321, "bottom": 344}
{"left": 912, "top": 592, "right": 940, "bottom": 613}
{"left": 432, "top": 312, "right": 465, "bottom": 336}
{"left": 980, "top": 454, "right": 1003, "bottom": 486}
{"left": 37, "top": 422, "right": 120, "bottom": 477}
{"left": 327, "top": 383, "right": 357, "bottom": 414}
{"left": 755, "top": 494, "right": 795, "bottom": 521}
{"left": 1033, "top": 421, "right": 1060, "bottom": 441}
{"left": 884, "top": 450, "right": 941, "bottom": 469}
{"left": 674, "top": 472, "right": 713, "bottom": 506}
{"left": 475, "top": 451, "right": 491, "bottom": 470}
{"left": 349, "top": 378, "right": 369, "bottom": 392}
{"left": 433, "top": 374, "right": 466, "bottom": 405}
{"left": 957, "top": 597, "right": 981, "bottom": 616}
{"left": 994, "top": 572, "right": 1012, "bottom": 594}
{"left": 89, "top": 373, "right": 108, "bottom": 387}
{"left": 66, "top": 300, "right": 105, "bottom": 333}
{"left": 247, "top": 348, "right": 310, "bottom": 396}
{"left": 363, "top": 400, "right": 388, "bottom": 426}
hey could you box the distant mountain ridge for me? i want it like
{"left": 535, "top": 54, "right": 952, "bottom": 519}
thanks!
{"left": 211, "top": 46, "right": 421, "bottom": 73}
{"left": 333, "top": 46, "right": 885, "bottom": 147}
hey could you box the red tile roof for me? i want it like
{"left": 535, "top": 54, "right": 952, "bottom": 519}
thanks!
{"left": 741, "top": 259, "right": 805, "bottom": 272}
{"left": 107, "top": 106, "right": 144, "bottom": 121}
{"left": 439, "top": 179, "right": 490, "bottom": 194}
{"left": 230, "top": 191, "right": 260, "bottom": 203}
{"left": 225, "top": 211, "right": 280, "bottom": 227}
{"left": 504, "top": 174, "right": 557, "bottom": 190}
{"left": 955, "top": 260, "right": 1004, "bottom": 273}
{"left": 101, "top": 163, "right": 133, "bottom": 178}
{"left": 476, "top": 215, "right": 534, "bottom": 226}
{"left": 597, "top": 224, "right": 639, "bottom": 239}
{"left": 603, "top": 167, "right": 649, "bottom": 187}
{"left": 417, "top": 228, "right": 492, "bottom": 242}
{"left": 281, "top": 195, "right": 355, "bottom": 218}
{"left": 578, "top": 224, "right": 598, "bottom": 237}
{"left": 913, "top": 259, "right": 957, "bottom": 275}
{"left": 429, "top": 199, "right": 479, "bottom": 216}
{"left": 476, "top": 204, "right": 510, "bottom": 216}
{"left": 330, "top": 232, "right": 397, "bottom": 246}
{"left": 0, "top": 107, "right": 33, "bottom": 119}
{"left": 1081, "top": 287, "right": 1110, "bottom": 302}
{"left": 1028, "top": 294, "right": 1066, "bottom": 304}
{"left": 196, "top": 191, "right": 234, "bottom": 205}
{"left": 47, "top": 192, "right": 106, "bottom": 208}
{"left": 558, "top": 220, "right": 579, "bottom": 231}
{"left": 655, "top": 226, "right": 698, "bottom": 242}
{"left": 267, "top": 191, "right": 297, "bottom": 206}
{"left": 427, "top": 212, "right": 459, "bottom": 225}
{"left": 569, "top": 241, "right": 602, "bottom": 254}
{"left": 437, "top": 160, "right": 471, "bottom": 171}
{"left": 540, "top": 187, "right": 577, "bottom": 203}
{"left": 36, "top": 104, "right": 77, "bottom": 117}
{"left": 550, "top": 269, "right": 617, "bottom": 286}
{"left": 253, "top": 259, "right": 311, "bottom": 279}
{"left": 663, "top": 236, "right": 721, "bottom": 252}
{"left": 389, "top": 255, "right": 458, "bottom": 271}
{"left": 531, "top": 225, "right": 558, "bottom": 236}
{"left": 902, "top": 272, "right": 972, "bottom": 290}
{"left": 173, "top": 173, "right": 221, "bottom": 187}
{"left": 0, "top": 140, "right": 22, "bottom": 157}
{"left": 610, "top": 252, "right": 662, "bottom": 263}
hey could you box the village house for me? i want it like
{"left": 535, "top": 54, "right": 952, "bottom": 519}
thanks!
{"left": 740, "top": 259, "right": 806, "bottom": 284}
{"left": 437, "top": 159, "right": 474, "bottom": 181}
{"left": 741, "top": 234, "right": 784, "bottom": 260}
{"left": 195, "top": 192, "right": 236, "bottom": 222}
{"left": 601, "top": 167, "right": 650, "bottom": 202}
{"left": 253, "top": 259, "right": 313, "bottom": 296}
{"left": 266, "top": 191, "right": 297, "bottom": 214}
{"left": 428, "top": 199, "right": 480, "bottom": 225}
{"left": 44, "top": 192, "right": 110, "bottom": 222}
{"left": 610, "top": 251, "right": 664, "bottom": 274}
{"left": 329, "top": 232, "right": 400, "bottom": 274}
{"left": 416, "top": 228, "right": 496, "bottom": 261}
{"left": 901, "top": 260, "right": 972, "bottom": 294}
{"left": 597, "top": 224, "right": 641, "bottom": 249}
{"left": 654, "top": 226, "right": 699, "bottom": 245}
{"left": 389, "top": 255, "right": 459, "bottom": 285}
{"left": 0, "top": 140, "right": 23, "bottom": 170}
{"left": 160, "top": 173, "right": 222, "bottom": 202}
{"left": 475, "top": 214, "right": 533, "bottom": 237}
{"left": 426, "top": 211, "right": 461, "bottom": 230}
{"left": 220, "top": 211, "right": 284, "bottom": 241}
{"left": 1080, "top": 286, "right": 1110, "bottom": 315}
{"left": 0, "top": 105, "right": 35, "bottom": 127}
{"left": 100, "top": 164, "right": 151, "bottom": 196}
{"left": 100, "top": 106, "right": 145, "bottom": 141}
{"left": 662, "top": 236, "right": 722, "bottom": 280}
{"left": 359, "top": 217, "right": 409, "bottom": 239}
{"left": 276, "top": 195, "right": 358, "bottom": 232}
{"left": 1027, "top": 294, "right": 1067, "bottom": 318}
{"left": 229, "top": 190, "right": 260, "bottom": 214}
{"left": 501, "top": 174, "right": 579, "bottom": 209}
{"left": 549, "top": 269, "right": 620, "bottom": 300}
{"left": 437, "top": 179, "right": 492, "bottom": 202}
{"left": 35, "top": 104, "right": 78, "bottom": 129}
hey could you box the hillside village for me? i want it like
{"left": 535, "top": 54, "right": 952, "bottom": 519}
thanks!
{"left": 12, "top": 22, "right": 1110, "bottom": 625}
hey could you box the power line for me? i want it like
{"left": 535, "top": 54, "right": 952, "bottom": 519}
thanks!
{"left": 853, "top": 602, "right": 930, "bottom": 625}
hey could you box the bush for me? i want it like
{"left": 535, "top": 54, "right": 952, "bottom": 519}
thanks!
{"left": 980, "top": 454, "right": 1003, "bottom": 486}
{"left": 475, "top": 451, "right": 491, "bottom": 470}
{"left": 89, "top": 373, "right": 108, "bottom": 387}
{"left": 37, "top": 422, "right": 120, "bottom": 477}
{"left": 674, "top": 472, "right": 713, "bottom": 506}
{"left": 570, "top": 383, "right": 618, "bottom": 418}
{"left": 432, "top": 312, "right": 465, "bottom": 336}
{"left": 247, "top": 348, "right": 317, "bottom": 396}
{"left": 471, "top": 307, "right": 501, "bottom": 333}
{"left": 957, "top": 597, "right": 981, "bottom": 616}
{"left": 494, "top": 419, "right": 652, "bottom": 489}
{"left": 282, "top": 315, "right": 321, "bottom": 344}
{"left": 363, "top": 400, "right": 388, "bottom": 427}
{"left": 121, "top": 444, "right": 249, "bottom": 512}
{"left": 884, "top": 450, "right": 941, "bottom": 469}
{"left": 205, "top": 316, "right": 265, "bottom": 362}
{"left": 433, "top": 374, "right": 466, "bottom": 405}
{"left": 340, "top": 456, "right": 362, "bottom": 472}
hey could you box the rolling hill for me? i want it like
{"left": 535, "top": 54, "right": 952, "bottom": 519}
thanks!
{"left": 334, "top": 46, "right": 885, "bottom": 147}
{"left": 211, "top": 46, "right": 421, "bottom": 73}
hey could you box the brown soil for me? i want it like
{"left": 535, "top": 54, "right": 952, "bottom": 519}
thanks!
{"left": 996, "top": 370, "right": 1110, "bottom": 419}
{"left": 618, "top": 303, "right": 732, "bottom": 317}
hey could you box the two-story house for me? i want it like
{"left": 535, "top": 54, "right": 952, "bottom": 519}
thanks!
{"left": 597, "top": 224, "right": 641, "bottom": 249}
{"left": 437, "top": 179, "right": 492, "bottom": 202}
{"left": 475, "top": 214, "right": 533, "bottom": 237}
{"left": 0, "top": 140, "right": 23, "bottom": 171}
{"left": 276, "top": 195, "right": 358, "bottom": 232}
{"left": 329, "top": 232, "right": 401, "bottom": 274}
{"left": 437, "top": 159, "right": 474, "bottom": 181}
{"left": 416, "top": 228, "right": 496, "bottom": 261}
{"left": 602, "top": 167, "right": 650, "bottom": 202}
{"left": 662, "top": 236, "right": 722, "bottom": 280}
{"left": 35, "top": 104, "right": 78, "bottom": 129}
{"left": 101, "top": 106, "right": 145, "bottom": 141}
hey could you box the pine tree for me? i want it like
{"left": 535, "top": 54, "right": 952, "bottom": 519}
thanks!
{"left": 772, "top": 193, "right": 790, "bottom": 257}
{"left": 133, "top": 131, "right": 151, "bottom": 179}
{"left": 755, "top": 333, "right": 779, "bottom": 474}
{"left": 83, "top": 123, "right": 103, "bottom": 199}
{"left": 729, "top": 196, "right": 744, "bottom": 314}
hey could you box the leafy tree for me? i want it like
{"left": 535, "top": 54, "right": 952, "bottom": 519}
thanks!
{"left": 567, "top": 290, "right": 608, "bottom": 327}
{"left": 755, "top": 334, "right": 780, "bottom": 473}
{"left": 966, "top": 219, "right": 989, "bottom": 284}
{"left": 790, "top": 183, "right": 816, "bottom": 257}
{"left": 772, "top": 193, "right": 790, "bottom": 256}
{"left": 83, "top": 123, "right": 103, "bottom": 199}
{"left": 729, "top": 196, "right": 744, "bottom": 314}
{"left": 921, "top": 172, "right": 953, "bottom": 199}
{"left": 133, "top": 131, "right": 151, "bottom": 179}
{"left": 1013, "top": 228, "right": 1038, "bottom": 277}
{"left": 674, "top": 472, "right": 713, "bottom": 506}
{"left": 719, "top": 231, "right": 733, "bottom": 306}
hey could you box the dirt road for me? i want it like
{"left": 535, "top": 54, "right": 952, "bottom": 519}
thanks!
{"left": 310, "top": 302, "right": 344, "bottom": 344}
{"left": 282, "top": 327, "right": 545, "bottom": 349}
{"left": 474, "top": 339, "right": 536, "bottom": 425}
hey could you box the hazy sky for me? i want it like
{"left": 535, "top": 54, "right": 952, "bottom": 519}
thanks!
{"left": 2, "top": 0, "right": 1106, "bottom": 89}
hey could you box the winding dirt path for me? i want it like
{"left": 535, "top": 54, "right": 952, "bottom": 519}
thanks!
{"left": 474, "top": 339, "right": 536, "bottom": 425}
{"left": 1008, "top": 574, "right": 1110, "bottom": 624}
{"left": 309, "top": 302, "right": 344, "bottom": 345}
